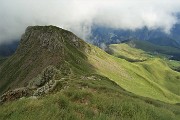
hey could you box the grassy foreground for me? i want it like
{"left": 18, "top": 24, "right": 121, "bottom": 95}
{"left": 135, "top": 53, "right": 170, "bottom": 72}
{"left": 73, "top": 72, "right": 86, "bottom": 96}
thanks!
{"left": 0, "top": 74, "right": 180, "bottom": 120}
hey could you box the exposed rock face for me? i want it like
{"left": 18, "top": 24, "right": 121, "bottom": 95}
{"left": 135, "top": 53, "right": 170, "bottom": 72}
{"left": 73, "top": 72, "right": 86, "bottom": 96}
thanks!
{"left": 0, "top": 88, "right": 30, "bottom": 103}
{"left": 29, "top": 66, "right": 59, "bottom": 88}
{"left": 0, "top": 66, "right": 64, "bottom": 103}
{"left": 27, "top": 65, "right": 66, "bottom": 88}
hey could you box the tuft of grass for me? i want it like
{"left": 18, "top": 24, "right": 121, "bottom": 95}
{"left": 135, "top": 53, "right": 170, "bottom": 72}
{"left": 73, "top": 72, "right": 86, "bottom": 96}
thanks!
{"left": 57, "top": 95, "right": 69, "bottom": 109}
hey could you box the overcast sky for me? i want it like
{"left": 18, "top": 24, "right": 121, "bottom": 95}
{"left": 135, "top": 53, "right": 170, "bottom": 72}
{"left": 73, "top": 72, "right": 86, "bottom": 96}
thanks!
{"left": 0, "top": 0, "right": 180, "bottom": 44}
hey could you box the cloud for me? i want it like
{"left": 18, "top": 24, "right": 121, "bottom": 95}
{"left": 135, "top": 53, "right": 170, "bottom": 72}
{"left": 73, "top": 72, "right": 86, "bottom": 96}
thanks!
{"left": 0, "top": 0, "right": 180, "bottom": 44}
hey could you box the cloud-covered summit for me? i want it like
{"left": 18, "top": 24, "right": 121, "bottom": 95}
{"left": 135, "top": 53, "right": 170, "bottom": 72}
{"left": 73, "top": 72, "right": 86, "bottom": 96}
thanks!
{"left": 0, "top": 0, "right": 180, "bottom": 43}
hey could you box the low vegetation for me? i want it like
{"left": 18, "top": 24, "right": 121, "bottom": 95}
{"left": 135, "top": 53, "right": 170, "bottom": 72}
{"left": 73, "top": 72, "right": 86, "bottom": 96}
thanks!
{"left": 0, "top": 74, "right": 180, "bottom": 120}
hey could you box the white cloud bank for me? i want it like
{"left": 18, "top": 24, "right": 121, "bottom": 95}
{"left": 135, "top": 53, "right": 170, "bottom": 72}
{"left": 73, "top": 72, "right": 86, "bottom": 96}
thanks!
{"left": 0, "top": 0, "right": 180, "bottom": 43}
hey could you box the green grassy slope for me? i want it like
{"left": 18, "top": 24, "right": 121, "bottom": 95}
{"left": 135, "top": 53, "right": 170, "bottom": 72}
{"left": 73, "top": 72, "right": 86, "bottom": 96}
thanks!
{"left": 88, "top": 44, "right": 180, "bottom": 103}
{"left": 124, "top": 40, "right": 180, "bottom": 57}
{"left": 108, "top": 43, "right": 151, "bottom": 62}
{"left": 0, "top": 74, "right": 180, "bottom": 120}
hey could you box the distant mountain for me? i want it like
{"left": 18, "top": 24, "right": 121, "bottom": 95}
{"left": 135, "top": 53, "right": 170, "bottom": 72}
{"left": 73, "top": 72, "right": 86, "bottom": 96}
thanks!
{"left": 0, "top": 41, "right": 19, "bottom": 57}
{"left": 90, "top": 24, "right": 180, "bottom": 48}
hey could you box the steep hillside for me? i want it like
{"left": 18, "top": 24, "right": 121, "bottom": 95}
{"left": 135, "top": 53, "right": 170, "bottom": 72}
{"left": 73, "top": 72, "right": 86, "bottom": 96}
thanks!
{"left": 0, "top": 26, "right": 180, "bottom": 119}
{"left": 0, "top": 26, "right": 93, "bottom": 94}
{"left": 0, "top": 57, "right": 7, "bottom": 66}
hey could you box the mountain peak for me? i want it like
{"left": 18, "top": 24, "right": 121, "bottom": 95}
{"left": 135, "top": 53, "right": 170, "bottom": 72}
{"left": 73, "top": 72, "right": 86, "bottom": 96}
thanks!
{"left": 0, "top": 26, "right": 90, "bottom": 95}
{"left": 16, "top": 25, "right": 83, "bottom": 55}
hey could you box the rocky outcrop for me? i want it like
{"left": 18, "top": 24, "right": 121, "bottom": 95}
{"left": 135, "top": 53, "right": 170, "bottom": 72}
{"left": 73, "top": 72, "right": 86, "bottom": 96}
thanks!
{"left": 0, "top": 65, "right": 64, "bottom": 103}
{"left": 28, "top": 66, "right": 60, "bottom": 89}
{"left": 17, "top": 25, "right": 84, "bottom": 55}
{"left": 0, "top": 87, "right": 30, "bottom": 103}
{"left": 0, "top": 26, "right": 90, "bottom": 103}
{"left": 33, "top": 80, "right": 59, "bottom": 96}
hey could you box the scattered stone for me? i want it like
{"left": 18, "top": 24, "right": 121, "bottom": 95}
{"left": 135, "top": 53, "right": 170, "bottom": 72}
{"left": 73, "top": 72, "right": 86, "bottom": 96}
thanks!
{"left": 33, "top": 80, "right": 59, "bottom": 97}
{"left": 28, "top": 66, "right": 60, "bottom": 89}
{"left": 86, "top": 76, "right": 97, "bottom": 80}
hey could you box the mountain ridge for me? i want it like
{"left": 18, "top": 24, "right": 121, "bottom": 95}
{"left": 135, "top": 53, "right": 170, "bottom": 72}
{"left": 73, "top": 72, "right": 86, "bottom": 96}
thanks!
{"left": 1, "top": 25, "right": 180, "bottom": 104}
{"left": 0, "top": 25, "right": 93, "bottom": 95}
{"left": 0, "top": 25, "right": 180, "bottom": 120}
